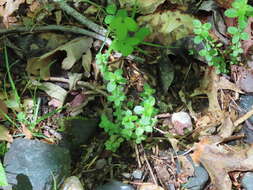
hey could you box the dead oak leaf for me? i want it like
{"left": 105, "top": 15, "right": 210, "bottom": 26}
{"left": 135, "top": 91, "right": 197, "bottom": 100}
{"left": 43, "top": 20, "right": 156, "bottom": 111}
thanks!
{"left": 191, "top": 136, "right": 253, "bottom": 190}
{"left": 0, "top": 0, "right": 25, "bottom": 27}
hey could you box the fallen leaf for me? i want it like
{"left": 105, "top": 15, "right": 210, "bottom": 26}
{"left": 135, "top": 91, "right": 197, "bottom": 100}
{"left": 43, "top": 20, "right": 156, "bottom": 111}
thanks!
{"left": 0, "top": 0, "right": 25, "bottom": 27}
{"left": 22, "top": 124, "right": 33, "bottom": 139}
{"left": 39, "top": 82, "right": 67, "bottom": 108}
{"left": 82, "top": 49, "right": 92, "bottom": 78}
{"left": 68, "top": 72, "right": 82, "bottom": 90}
{"left": 191, "top": 136, "right": 253, "bottom": 190}
{"left": 0, "top": 125, "right": 13, "bottom": 142}
{"left": 26, "top": 37, "right": 93, "bottom": 79}
{"left": 0, "top": 100, "right": 8, "bottom": 120}
{"left": 119, "top": 0, "right": 165, "bottom": 14}
{"left": 137, "top": 10, "right": 195, "bottom": 46}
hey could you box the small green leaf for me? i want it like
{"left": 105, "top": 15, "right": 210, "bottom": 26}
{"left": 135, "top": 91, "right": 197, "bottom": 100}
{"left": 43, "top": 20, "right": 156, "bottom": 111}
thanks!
{"left": 135, "top": 127, "right": 144, "bottom": 136}
{"left": 0, "top": 162, "right": 8, "bottom": 186}
{"left": 134, "top": 106, "right": 144, "bottom": 114}
{"left": 203, "top": 23, "right": 212, "bottom": 30}
{"left": 194, "top": 36, "right": 203, "bottom": 44}
{"left": 227, "top": 26, "right": 238, "bottom": 34}
{"left": 193, "top": 28, "right": 202, "bottom": 35}
{"left": 125, "top": 17, "right": 138, "bottom": 32}
{"left": 106, "top": 4, "right": 117, "bottom": 15}
{"left": 107, "top": 82, "right": 116, "bottom": 92}
{"left": 199, "top": 49, "right": 207, "bottom": 57}
{"left": 116, "top": 9, "right": 128, "bottom": 18}
{"left": 135, "top": 27, "right": 150, "bottom": 41}
{"left": 104, "top": 15, "right": 114, "bottom": 24}
{"left": 193, "top": 20, "right": 202, "bottom": 27}
{"left": 232, "top": 35, "right": 240, "bottom": 43}
{"left": 240, "top": 32, "right": 249, "bottom": 40}
{"left": 225, "top": 8, "right": 238, "bottom": 18}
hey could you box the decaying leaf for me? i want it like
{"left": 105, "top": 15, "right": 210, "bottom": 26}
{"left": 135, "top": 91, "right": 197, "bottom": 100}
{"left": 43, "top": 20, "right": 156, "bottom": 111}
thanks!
{"left": 137, "top": 11, "right": 195, "bottom": 46}
{"left": 191, "top": 136, "right": 253, "bottom": 190}
{"left": 119, "top": 0, "right": 165, "bottom": 14}
{"left": 26, "top": 37, "right": 93, "bottom": 79}
{"left": 68, "top": 72, "right": 82, "bottom": 90}
{"left": 0, "top": 100, "right": 8, "bottom": 120}
{"left": 82, "top": 49, "right": 92, "bottom": 78}
{"left": 191, "top": 68, "right": 242, "bottom": 135}
{"left": 0, "top": 0, "right": 25, "bottom": 27}
{"left": 0, "top": 125, "right": 13, "bottom": 142}
{"left": 38, "top": 82, "right": 67, "bottom": 108}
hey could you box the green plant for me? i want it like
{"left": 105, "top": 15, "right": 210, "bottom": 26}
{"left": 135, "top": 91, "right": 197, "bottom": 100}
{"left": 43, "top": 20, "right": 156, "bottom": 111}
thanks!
{"left": 224, "top": 0, "right": 253, "bottom": 63}
{"left": 2, "top": 46, "right": 63, "bottom": 133}
{"left": 95, "top": 5, "right": 158, "bottom": 151}
{"left": 104, "top": 4, "right": 150, "bottom": 56}
{"left": 193, "top": 0, "right": 253, "bottom": 72}
{"left": 193, "top": 20, "right": 227, "bottom": 74}
{"left": 0, "top": 162, "right": 8, "bottom": 186}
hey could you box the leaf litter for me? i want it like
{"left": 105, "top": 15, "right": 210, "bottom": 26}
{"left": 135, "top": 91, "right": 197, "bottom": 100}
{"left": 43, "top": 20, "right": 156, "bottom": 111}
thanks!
{"left": 1, "top": 0, "right": 253, "bottom": 189}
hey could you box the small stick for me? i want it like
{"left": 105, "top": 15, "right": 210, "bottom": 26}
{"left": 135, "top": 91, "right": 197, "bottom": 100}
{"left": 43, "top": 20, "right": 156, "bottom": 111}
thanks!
{"left": 0, "top": 25, "right": 111, "bottom": 45}
{"left": 54, "top": 0, "right": 107, "bottom": 36}
{"left": 135, "top": 144, "right": 142, "bottom": 168}
{"left": 48, "top": 77, "right": 109, "bottom": 97}
{"left": 140, "top": 144, "right": 158, "bottom": 185}
{"left": 234, "top": 108, "right": 253, "bottom": 127}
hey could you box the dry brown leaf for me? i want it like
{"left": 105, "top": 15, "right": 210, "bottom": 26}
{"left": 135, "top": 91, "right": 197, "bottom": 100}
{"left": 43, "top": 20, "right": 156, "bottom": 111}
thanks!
{"left": 191, "top": 136, "right": 253, "bottom": 190}
{"left": 0, "top": 99, "right": 8, "bottom": 120}
{"left": 26, "top": 37, "right": 93, "bottom": 79}
{"left": 21, "top": 124, "right": 33, "bottom": 139}
{"left": 139, "top": 183, "right": 164, "bottom": 190}
{"left": 191, "top": 68, "right": 242, "bottom": 136}
{"left": 0, "top": 124, "right": 13, "bottom": 142}
{"left": 0, "top": 0, "right": 25, "bottom": 27}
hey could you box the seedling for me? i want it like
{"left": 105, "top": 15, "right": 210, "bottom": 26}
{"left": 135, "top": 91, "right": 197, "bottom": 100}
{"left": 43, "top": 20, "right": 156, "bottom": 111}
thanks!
{"left": 96, "top": 5, "right": 158, "bottom": 151}
{"left": 224, "top": 0, "right": 252, "bottom": 63}
{"left": 193, "top": 20, "right": 227, "bottom": 74}
{"left": 104, "top": 4, "right": 150, "bottom": 56}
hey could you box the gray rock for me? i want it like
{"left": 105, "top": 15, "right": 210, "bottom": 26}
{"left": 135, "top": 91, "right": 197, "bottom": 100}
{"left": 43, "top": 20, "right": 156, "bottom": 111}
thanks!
{"left": 241, "top": 172, "right": 253, "bottom": 190}
{"left": 4, "top": 138, "right": 71, "bottom": 190}
{"left": 132, "top": 169, "right": 143, "bottom": 180}
{"left": 183, "top": 165, "right": 209, "bottom": 190}
{"left": 95, "top": 181, "right": 135, "bottom": 190}
{"left": 239, "top": 95, "right": 253, "bottom": 124}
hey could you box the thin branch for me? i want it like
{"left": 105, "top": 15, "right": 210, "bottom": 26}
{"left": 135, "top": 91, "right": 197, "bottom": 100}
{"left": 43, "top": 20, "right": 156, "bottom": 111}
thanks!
{"left": 54, "top": 0, "right": 107, "bottom": 36}
{"left": 0, "top": 25, "right": 112, "bottom": 45}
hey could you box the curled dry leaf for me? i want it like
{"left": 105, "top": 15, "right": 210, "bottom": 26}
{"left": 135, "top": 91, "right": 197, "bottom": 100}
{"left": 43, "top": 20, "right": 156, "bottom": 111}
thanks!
{"left": 191, "top": 136, "right": 253, "bottom": 190}
{"left": 26, "top": 37, "right": 93, "bottom": 79}
{"left": 0, "top": 99, "right": 8, "bottom": 120}
{"left": 0, "top": 125, "right": 13, "bottom": 142}
{"left": 0, "top": 0, "right": 25, "bottom": 27}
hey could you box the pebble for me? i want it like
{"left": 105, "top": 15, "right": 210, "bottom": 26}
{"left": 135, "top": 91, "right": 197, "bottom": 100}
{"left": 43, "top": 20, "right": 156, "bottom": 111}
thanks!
{"left": 171, "top": 112, "right": 192, "bottom": 135}
{"left": 61, "top": 176, "right": 84, "bottom": 190}
{"left": 241, "top": 172, "right": 253, "bottom": 190}
{"left": 132, "top": 169, "right": 143, "bottom": 180}
{"left": 95, "top": 180, "right": 135, "bottom": 190}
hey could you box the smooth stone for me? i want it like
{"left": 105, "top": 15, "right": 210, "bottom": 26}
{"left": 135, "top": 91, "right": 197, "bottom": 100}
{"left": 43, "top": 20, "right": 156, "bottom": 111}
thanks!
{"left": 95, "top": 181, "right": 135, "bottom": 190}
{"left": 61, "top": 176, "right": 84, "bottom": 190}
{"left": 239, "top": 95, "right": 253, "bottom": 124}
{"left": 183, "top": 165, "right": 209, "bottom": 190}
{"left": 132, "top": 169, "right": 143, "bottom": 180}
{"left": 4, "top": 138, "right": 71, "bottom": 190}
{"left": 241, "top": 172, "right": 253, "bottom": 190}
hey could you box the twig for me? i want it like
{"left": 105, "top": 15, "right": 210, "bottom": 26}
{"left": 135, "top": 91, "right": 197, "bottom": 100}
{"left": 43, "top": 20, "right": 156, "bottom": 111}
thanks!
{"left": 54, "top": 0, "right": 107, "bottom": 36}
{"left": 234, "top": 108, "right": 253, "bottom": 127}
{"left": 140, "top": 144, "right": 158, "bottom": 185}
{"left": 135, "top": 144, "right": 142, "bottom": 168}
{"left": 0, "top": 25, "right": 112, "bottom": 45}
{"left": 48, "top": 77, "right": 109, "bottom": 97}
